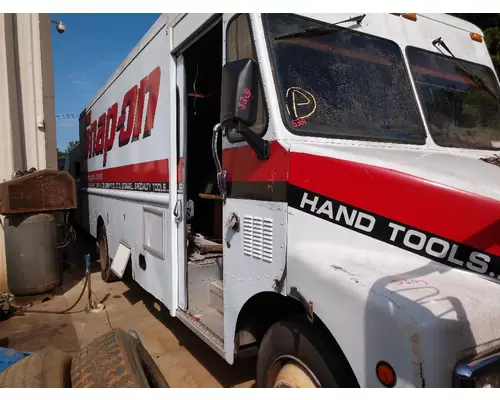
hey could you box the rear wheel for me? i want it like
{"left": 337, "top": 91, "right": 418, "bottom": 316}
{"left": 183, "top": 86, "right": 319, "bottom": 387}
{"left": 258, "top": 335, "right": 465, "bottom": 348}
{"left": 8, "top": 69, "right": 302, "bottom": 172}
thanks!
{"left": 97, "top": 224, "right": 119, "bottom": 282}
{"left": 256, "top": 316, "right": 358, "bottom": 388}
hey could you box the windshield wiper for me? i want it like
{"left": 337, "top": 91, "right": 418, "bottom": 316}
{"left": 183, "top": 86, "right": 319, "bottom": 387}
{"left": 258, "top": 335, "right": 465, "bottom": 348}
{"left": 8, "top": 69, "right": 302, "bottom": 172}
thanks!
{"left": 432, "top": 37, "right": 500, "bottom": 103}
{"left": 274, "top": 14, "right": 366, "bottom": 41}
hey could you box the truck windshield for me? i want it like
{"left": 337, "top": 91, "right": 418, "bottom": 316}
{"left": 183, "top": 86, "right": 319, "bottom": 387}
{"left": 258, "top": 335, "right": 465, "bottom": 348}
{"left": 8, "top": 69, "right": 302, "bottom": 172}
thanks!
{"left": 262, "top": 13, "right": 425, "bottom": 143}
{"left": 407, "top": 46, "right": 500, "bottom": 150}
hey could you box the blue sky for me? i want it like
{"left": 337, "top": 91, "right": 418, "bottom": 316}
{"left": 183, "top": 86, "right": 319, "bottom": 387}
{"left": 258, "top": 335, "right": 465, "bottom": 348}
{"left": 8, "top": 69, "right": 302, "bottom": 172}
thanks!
{"left": 51, "top": 13, "right": 161, "bottom": 153}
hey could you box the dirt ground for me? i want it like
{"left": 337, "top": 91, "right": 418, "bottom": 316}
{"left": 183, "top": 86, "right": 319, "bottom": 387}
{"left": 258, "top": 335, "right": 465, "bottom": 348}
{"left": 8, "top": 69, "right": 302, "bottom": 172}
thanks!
{"left": 0, "top": 230, "right": 255, "bottom": 388}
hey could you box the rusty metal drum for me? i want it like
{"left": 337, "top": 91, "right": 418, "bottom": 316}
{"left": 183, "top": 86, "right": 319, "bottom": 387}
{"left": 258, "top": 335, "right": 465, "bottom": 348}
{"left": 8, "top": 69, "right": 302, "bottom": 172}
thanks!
{"left": 4, "top": 212, "right": 61, "bottom": 296}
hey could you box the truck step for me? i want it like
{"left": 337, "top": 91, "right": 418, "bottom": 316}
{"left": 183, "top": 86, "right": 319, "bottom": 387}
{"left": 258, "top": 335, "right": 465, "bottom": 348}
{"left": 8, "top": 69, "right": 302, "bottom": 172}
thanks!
{"left": 209, "top": 280, "right": 223, "bottom": 314}
{"left": 188, "top": 306, "right": 224, "bottom": 339}
{"left": 176, "top": 307, "right": 224, "bottom": 358}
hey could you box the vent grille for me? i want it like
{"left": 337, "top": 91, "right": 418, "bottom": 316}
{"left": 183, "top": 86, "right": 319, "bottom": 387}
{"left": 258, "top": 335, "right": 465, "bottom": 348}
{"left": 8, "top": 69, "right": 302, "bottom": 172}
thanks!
{"left": 243, "top": 215, "right": 273, "bottom": 263}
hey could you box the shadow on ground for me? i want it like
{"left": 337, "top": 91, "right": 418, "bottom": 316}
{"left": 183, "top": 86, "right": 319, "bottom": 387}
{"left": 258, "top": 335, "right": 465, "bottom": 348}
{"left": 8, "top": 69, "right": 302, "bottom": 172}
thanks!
{"left": 122, "top": 279, "right": 256, "bottom": 388}
{"left": 0, "top": 311, "right": 80, "bottom": 356}
{"left": 57, "top": 227, "right": 101, "bottom": 294}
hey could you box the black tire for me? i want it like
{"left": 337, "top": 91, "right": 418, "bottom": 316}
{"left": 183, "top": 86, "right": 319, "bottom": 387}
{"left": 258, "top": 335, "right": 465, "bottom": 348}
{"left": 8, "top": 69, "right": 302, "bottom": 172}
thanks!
{"left": 71, "top": 328, "right": 168, "bottom": 388}
{"left": 97, "top": 224, "right": 119, "bottom": 282}
{"left": 0, "top": 348, "right": 72, "bottom": 388}
{"left": 256, "top": 315, "right": 358, "bottom": 388}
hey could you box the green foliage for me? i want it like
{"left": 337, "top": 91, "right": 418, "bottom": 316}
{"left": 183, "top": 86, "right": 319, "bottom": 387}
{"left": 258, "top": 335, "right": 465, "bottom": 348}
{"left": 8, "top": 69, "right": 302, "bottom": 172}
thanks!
{"left": 484, "top": 26, "right": 500, "bottom": 73}
{"left": 57, "top": 141, "right": 80, "bottom": 158}
{"left": 452, "top": 14, "right": 500, "bottom": 30}
{"left": 67, "top": 141, "right": 79, "bottom": 152}
{"left": 484, "top": 26, "right": 500, "bottom": 53}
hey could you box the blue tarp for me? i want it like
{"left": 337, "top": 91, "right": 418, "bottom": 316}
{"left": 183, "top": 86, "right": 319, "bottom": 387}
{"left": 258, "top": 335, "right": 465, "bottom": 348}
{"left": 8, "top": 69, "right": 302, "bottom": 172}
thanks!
{"left": 0, "top": 347, "right": 31, "bottom": 374}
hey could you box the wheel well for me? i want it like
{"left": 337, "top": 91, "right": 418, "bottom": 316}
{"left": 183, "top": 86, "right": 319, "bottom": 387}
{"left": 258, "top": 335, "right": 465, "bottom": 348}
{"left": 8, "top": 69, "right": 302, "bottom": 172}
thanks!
{"left": 96, "top": 214, "right": 133, "bottom": 279}
{"left": 235, "top": 292, "right": 302, "bottom": 346}
{"left": 96, "top": 215, "right": 105, "bottom": 237}
{"left": 235, "top": 291, "right": 358, "bottom": 385}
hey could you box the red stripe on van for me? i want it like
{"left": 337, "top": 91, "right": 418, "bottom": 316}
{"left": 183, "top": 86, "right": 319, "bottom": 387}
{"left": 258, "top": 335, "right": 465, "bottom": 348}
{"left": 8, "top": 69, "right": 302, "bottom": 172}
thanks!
{"left": 290, "top": 152, "right": 500, "bottom": 256}
{"left": 88, "top": 159, "right": 169, "bottom": 183}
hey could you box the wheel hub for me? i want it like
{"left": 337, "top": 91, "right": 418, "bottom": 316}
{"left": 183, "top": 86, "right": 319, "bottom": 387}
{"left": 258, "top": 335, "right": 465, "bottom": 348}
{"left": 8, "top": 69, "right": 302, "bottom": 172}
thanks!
{"left": 271, "top": 357, "right": 320, "bottom": 388}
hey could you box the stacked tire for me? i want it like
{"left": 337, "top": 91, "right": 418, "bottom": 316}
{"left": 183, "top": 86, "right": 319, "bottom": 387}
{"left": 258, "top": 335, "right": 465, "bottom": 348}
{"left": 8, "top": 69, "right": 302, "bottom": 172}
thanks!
{"left": 0, "top": 348, "right": 71, "bottom": 388}
{"left": 0, "top": 329, "right": 168, "bottom": 388}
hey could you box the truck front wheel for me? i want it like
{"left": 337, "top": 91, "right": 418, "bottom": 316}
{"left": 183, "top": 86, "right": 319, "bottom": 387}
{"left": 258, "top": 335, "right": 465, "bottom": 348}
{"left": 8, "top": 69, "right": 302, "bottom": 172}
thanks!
{"left": 256, "top": 316, "right": 357, "bottom": 388}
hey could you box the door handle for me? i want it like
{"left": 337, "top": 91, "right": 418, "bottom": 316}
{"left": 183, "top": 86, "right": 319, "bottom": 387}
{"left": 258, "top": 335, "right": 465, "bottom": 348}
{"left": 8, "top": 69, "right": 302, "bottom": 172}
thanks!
{"left": 174, "top": 200, "right": 183, "bottom": 223}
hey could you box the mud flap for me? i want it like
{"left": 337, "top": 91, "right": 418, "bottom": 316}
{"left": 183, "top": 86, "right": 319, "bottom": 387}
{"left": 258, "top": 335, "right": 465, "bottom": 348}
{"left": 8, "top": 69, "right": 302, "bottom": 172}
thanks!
{"left": 110, "top": 243, "right": 131, "bottom": 279}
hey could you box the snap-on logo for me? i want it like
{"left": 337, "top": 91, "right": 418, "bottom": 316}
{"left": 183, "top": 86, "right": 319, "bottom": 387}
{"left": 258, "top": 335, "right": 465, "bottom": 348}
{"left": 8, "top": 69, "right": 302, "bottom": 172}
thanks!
{"left": 84, "top": 66, "right": 161, "bottom": 167}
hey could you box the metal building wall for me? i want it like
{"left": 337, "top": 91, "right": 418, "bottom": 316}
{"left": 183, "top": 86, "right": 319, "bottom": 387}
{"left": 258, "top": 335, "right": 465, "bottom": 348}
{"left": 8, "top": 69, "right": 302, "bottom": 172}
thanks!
{"left": 0, "top": 13, "right": 57, "bottom": 291}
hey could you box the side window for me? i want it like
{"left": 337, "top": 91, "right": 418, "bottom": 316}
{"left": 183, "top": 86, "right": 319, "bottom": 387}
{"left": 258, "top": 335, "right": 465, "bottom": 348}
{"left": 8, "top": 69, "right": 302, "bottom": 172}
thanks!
{"left": 226, "top": 14, "right": 268, "bottom": 140}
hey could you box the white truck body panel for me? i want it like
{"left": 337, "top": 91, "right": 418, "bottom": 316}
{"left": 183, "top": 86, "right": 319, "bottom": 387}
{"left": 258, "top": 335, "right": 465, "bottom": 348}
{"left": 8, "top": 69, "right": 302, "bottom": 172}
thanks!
{"left": 286, "top": 142, "right": 500, "bottom": 387}
{"left": 84, "top": 23, "right": 174, "bottom": 309}
{"left": 222, "top": 198, "right": 288, "bottom": 357}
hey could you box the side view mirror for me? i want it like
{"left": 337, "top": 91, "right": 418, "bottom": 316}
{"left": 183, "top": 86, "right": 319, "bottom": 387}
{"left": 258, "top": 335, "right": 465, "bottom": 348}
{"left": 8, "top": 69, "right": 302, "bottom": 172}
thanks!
{"left": 220, "top": 58, "right": 269, "bottom": 160}
{"left": 221, "top": 58, "right": 258, "bottom": 128}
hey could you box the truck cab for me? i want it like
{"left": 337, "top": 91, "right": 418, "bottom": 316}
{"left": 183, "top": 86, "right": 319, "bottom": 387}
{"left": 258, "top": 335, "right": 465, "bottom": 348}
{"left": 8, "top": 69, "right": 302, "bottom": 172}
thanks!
{"left": 217, "top": 13, "right": 500, "bottom": 388}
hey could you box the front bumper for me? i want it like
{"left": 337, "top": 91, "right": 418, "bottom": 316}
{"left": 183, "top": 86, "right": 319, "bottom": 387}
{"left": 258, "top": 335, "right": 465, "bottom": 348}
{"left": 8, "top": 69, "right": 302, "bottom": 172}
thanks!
{"left": 455, "top": 349, "right": 500, "bottom": 388}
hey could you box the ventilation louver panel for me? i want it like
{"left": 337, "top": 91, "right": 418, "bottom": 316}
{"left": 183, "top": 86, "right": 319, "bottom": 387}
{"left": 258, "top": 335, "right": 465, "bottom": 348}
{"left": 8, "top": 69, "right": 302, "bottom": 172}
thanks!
{"left": 243, "top": 215, "right": 273, "bottom": 263}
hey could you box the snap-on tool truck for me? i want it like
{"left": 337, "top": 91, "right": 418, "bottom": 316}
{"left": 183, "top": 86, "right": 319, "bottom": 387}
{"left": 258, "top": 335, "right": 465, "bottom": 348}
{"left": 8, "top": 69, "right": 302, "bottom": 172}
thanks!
{"left": 76, "top": 13, "right": 500, "bottom": 388}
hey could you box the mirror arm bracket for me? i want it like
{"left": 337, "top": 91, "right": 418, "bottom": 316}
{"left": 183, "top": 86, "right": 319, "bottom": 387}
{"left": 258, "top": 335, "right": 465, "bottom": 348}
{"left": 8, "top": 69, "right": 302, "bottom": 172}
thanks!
{"left": 238, "top": 123, "right": 270, "bottom": 161}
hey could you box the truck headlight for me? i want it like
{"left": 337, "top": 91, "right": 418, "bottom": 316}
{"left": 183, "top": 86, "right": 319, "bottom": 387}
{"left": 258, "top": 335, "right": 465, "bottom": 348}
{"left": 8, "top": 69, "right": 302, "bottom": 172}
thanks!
{"left": 455, "top": 351, "right": 500, "bottom": 387}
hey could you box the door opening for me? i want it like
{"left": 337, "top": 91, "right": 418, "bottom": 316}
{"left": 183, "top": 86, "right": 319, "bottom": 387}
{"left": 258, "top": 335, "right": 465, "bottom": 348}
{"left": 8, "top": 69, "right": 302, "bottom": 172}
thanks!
{"left": 182, "top": 20, "right": 224, "bottom": 340}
